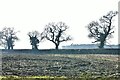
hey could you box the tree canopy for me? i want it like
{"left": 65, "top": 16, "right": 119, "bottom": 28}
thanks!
{"left": 28, "top": 31, "right": 41, "bottom": 50}
{"left": 0, "top": 27, "right": 19, "bottom": 49}
{"left": 41, "top": 22, "right": 72, "bottom": 49}
{"left": 86, "top": 11, "right": 118, "bottom": 48}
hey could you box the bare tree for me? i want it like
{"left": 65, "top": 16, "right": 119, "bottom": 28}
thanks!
{"left": 0, "top": 27, "right": 19, "bottom": 49}
{"left": 28, "top": 31, "right": 41, "bottom": 50}
{"left": 41, "top": 22, "right": 72, "bottom": 49}
{"left": 86, "top": 11, "right": 118, "bottom": 48}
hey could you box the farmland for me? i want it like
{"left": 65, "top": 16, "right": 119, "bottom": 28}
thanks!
{"left": 1, "top": 49, "right": 120, "bottom": 80}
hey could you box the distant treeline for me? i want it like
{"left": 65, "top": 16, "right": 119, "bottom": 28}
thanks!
{"left": 1, "top": 49, "right": 120, "bottom": 54}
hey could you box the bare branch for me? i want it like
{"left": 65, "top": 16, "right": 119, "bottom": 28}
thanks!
{"left": 86, "top": 11, "right": 117, "bottom": 48}
{"left": 0, "top": 27, "right": 19, "bottom": 49}
{"left": 28, "top": 31, "right": 41, "bottom": 50}
{"left": 42, "top": 22, "right": 72, "bottom": 49}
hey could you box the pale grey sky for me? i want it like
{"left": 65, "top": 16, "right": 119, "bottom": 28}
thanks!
{"left": 0, "top": 0, "right": 119, "bottom": 49}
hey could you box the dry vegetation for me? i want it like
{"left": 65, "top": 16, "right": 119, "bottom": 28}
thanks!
{"left": 1, "top": 52, "right": 120, "bottom": 79}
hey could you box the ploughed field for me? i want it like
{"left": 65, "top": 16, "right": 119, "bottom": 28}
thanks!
{"left": 1, "top": 52, "right": 119, "bottom": 78}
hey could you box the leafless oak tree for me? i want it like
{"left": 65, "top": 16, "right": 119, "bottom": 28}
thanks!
{"left": 41, "top": 22, "right": 72, "bottom": 49}
{"left": 28, "top": 31, "right": 41, "bottom": 50}
{"left": 86, "top": 11, "right": 118, "bottom": 48}
{"left": 0, "top": 27, "right": 19, "bottom": 49}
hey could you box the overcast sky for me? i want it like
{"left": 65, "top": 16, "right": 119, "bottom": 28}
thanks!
{"left": 0, "top": 0, "right": 119, "bottom": 49}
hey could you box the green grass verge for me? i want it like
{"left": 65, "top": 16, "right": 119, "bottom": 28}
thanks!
{"left": 0, "top": 76, "right": 119, "bottom": 80}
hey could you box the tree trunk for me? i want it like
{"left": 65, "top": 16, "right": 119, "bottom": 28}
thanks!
{"left": 11, "top": 46, "right": 13, "bottom": 50}
{"left": 99, "top": 41, "right": 104, "bottom": 48}
{"left": 8, "top": 45, "right": 10, "bottom": 50}
{"left": 32, "top": 44, "right": 38, "bottom": 50}
{"left": 34, "top": 44, "right": 38, "bottom": 50}
{"left": 7, "top": 41, "right": 10, "bottom": 50}
{"left": 55, "top": 44, "right": 59, "bottom": 50}
{"left": 7, "top": 39, "right": 14, "bottom": 50}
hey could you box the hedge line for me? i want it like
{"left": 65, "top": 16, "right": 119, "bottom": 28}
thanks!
{"left": 1, "top": 49, "right": 120, "bottom": 54}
